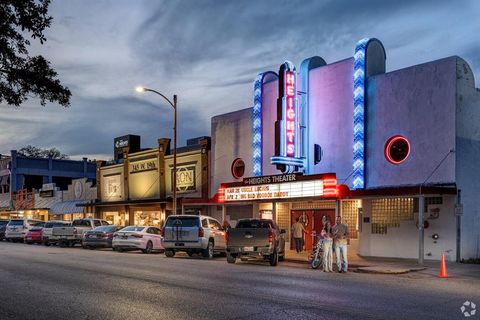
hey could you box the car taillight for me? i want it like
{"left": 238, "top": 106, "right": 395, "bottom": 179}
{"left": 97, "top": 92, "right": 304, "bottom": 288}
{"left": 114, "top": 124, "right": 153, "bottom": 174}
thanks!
{"left": 160, "top": 227, "right": 165, "bottom": 237}
{"left": 102, "top": 233, "right": 111, "bottom": 238}
{"left": 132, "top": 233, "right": 143, "bottom": 238}
{"left": 268, "top": 229, "right": 273, "bottom": 243}
{"left": 225, "top": 230, "right": 229, "bottom": 243}
{"left": 198, "top": 227, "right": 204, "bottom": 237}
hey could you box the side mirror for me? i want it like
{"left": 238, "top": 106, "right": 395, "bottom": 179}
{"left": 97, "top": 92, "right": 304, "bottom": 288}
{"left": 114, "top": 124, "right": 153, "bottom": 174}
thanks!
{"left": 280, "top": 229, "right": 286, "bottom": 234}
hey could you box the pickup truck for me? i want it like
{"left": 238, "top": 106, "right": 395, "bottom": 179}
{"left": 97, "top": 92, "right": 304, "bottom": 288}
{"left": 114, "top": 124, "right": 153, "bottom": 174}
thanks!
{"left": 51, "top": 219, "right": 110, "bottom": 247}
{"left": 225, "top": 218, "right": 286, "bottom": 266}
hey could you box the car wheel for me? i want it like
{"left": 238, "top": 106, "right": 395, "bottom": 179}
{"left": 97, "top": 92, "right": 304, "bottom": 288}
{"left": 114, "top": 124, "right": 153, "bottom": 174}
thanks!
{"left": 269, "top": 249, "right": 278, "bottom": 267}
{"left": 116, "top": 247, "right": 124, "bottom": 253}
{"left": 44, "top": 241, "right": 50, "bottom": 247}
{"left": 202, "top": 240, "right": 214, "bottom": 259}
{"left": 187, "top": 250, "right": 194, "bottom": 257}
{"left": 278, "top": 252, "right": 285, "bottom": 262}
{"left": 142, "top": 241, "right": 153, "bottom": 254}
{"left": 226, "top": 253, "right": 236, "bottom": 264}
{"left": 165, "top": 249, "right": 175, "bottom": 257}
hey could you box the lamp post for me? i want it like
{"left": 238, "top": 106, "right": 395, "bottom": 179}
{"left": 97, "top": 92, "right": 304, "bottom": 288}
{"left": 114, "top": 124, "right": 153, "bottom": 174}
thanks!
{"left": 136, "top": 86, "right": 177, "bottom": 215}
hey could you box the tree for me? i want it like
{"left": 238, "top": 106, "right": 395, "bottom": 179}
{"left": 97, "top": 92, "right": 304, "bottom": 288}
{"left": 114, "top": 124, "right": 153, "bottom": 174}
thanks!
{"left": 0, "top": 0, "right": 71, "bottom": 107}
{"left": 17, "top": 145, "right": 69, "bottom": 159}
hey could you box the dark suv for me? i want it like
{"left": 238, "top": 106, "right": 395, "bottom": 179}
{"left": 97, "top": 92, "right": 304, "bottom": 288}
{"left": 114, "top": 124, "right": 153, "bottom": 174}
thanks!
{"left": 0, "top": 219, "right": 9, "bottom": 240}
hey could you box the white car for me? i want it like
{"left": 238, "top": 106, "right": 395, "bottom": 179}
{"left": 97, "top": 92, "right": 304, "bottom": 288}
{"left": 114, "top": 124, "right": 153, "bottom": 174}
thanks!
{"left": 5, "top": 219, "right": 44, "bottom": 242}
{"left": 112, "top": 226, "right": 163, "bottom": 254}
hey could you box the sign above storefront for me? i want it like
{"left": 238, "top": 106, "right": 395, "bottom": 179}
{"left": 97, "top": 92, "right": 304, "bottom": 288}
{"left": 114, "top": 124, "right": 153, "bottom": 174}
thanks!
{"left": 224, "top": 180, "right": 324, "bottom": 201}
{"left": 176, "top": 165, "right": 196, "bottom": 193}
{"left": 130, "top": 159, "right": 158, "bottom": 174}
{"left": 221, "top": 173, "right": 338, "bottom": 202}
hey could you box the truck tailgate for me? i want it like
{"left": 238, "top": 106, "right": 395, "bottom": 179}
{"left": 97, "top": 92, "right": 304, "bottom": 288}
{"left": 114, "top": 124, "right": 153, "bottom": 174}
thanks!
{"left": 228, "top": 228, "right": 270, "bottom": 247}
{"left": 52, "top": 227, "right": 75, "bottom": 237}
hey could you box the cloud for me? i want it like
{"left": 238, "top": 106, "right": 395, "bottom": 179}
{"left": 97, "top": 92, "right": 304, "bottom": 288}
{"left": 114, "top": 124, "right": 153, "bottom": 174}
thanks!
{"left": 0, "top": 0, "right": 479, "bottom": 160}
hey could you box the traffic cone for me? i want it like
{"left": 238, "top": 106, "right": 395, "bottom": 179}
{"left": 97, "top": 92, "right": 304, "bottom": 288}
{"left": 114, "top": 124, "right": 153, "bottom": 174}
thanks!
{"left": 439, "top": 253, "right": 448, "bottom": 278}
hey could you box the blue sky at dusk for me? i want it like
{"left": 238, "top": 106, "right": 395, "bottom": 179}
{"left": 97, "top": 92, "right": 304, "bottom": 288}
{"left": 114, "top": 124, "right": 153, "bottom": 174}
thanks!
{"left": 0, "top": 0, "right": 479, "bottom": 160}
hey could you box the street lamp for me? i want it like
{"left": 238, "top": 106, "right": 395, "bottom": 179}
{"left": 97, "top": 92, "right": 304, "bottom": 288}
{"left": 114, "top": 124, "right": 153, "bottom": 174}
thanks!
{"left": 135, "top": 86, "right": 178, "bottom": 215}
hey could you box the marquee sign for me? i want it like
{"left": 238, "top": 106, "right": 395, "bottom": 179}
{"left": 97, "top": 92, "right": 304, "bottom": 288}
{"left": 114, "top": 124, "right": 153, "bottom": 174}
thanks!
{"left": 221, "top": 173, "right": 338, "bottom": 202}
{"left": 271, "top": 61, "right": 304, "bottom": 173}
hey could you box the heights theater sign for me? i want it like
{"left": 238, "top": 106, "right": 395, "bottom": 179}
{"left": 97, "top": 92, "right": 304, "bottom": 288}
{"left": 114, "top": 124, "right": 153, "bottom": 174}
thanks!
{"left": 221, "top": 173, "right": 338, "bottom": 202}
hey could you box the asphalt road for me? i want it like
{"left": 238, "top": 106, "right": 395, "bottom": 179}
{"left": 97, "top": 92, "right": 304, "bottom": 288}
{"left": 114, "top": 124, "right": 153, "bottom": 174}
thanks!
{"left": 0, "top": 242, "right": 478, "bottom": 320}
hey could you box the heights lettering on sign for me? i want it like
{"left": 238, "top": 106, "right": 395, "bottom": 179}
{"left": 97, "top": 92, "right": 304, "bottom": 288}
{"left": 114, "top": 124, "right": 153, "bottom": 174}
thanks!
{"left": 272, "top": 61, "right": 305, "bottom": 174}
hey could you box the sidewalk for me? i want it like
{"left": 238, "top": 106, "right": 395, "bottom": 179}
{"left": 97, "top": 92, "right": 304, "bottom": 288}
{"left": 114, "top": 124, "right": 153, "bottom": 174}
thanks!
{"left": 284, "top": 249, "right": 480, "bottom": 278}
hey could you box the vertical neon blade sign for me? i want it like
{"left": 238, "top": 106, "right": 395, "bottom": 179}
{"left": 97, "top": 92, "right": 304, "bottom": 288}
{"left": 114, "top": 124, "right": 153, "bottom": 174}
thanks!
{"left": 285, "top": 71, "right": 296, "bottom": 157}
{"left": 353, "top": 38, "right": 370, "bottom": 189}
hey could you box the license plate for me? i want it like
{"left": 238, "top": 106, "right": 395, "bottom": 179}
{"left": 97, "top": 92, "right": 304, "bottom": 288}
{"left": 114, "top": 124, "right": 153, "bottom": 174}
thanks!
{"left": 244, "top": 246, "right": 254, "bottom": 252}
{"left": 96, "top": 235, "right": 102, "bottom": 238}
{"left": 175, "top": 243, "right": 185, "bottom": 246}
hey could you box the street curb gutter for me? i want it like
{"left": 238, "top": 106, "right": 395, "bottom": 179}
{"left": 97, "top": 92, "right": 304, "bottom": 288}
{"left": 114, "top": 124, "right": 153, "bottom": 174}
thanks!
{"left": 355, "top": 266, "right": 427, "bottom": 274}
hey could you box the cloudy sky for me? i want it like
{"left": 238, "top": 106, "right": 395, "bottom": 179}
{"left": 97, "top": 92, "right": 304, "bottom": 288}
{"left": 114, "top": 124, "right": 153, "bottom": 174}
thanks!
{"left": 1, "top": 0, "right": 479, "bottom": 160}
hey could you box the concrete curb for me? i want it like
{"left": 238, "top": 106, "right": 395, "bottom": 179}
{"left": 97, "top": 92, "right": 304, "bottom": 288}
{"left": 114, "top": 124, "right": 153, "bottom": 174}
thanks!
{"left": 355, "top": 266, "right": 427, "bottom": 274}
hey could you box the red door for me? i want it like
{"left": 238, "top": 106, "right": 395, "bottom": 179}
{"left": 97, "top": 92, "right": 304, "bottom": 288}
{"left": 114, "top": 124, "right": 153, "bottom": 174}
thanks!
{"left": 290, "top": 210, "right": 314, "bottom": 251}
{"left": 313, "top": 210, "right": 336, "bottom": 237}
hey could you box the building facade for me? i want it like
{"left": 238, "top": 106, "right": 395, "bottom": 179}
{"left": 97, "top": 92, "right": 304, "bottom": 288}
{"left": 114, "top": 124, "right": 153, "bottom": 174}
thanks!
{"left": 0, "top": 152, "right": 97, "bottom": 220}
{"left": 94, "top": 136, "right": 211, "bottom": 227}
{"left": 209, "top": 38, "right": 480, "bottom": 261}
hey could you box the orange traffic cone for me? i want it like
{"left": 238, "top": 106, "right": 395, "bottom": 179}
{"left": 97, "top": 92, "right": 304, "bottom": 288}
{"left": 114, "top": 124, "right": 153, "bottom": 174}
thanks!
{"left": 439, "top": 253, "right": 448, "bottom": 278}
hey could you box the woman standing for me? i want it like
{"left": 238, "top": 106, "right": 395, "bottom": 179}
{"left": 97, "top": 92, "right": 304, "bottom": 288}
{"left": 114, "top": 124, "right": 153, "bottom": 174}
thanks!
{"left": 321, "top": 220, "right": 333, "bottom": 272}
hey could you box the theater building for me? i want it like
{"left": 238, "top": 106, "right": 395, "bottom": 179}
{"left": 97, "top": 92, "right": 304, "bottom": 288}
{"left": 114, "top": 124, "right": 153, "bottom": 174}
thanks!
{"left": 93, "top": 135, "right": 210, "bottom": 227}
{"left": 207, "top": 38, "right": 480, "bottom": 261}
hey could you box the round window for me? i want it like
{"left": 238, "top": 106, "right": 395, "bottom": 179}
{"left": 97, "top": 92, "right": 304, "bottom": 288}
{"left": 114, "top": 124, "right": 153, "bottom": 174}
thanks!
{"left": 231, "top": 158, "right": 245, "bottom": 179}
{"left": 385, "top": 135, "right": 411, "bottom": 164}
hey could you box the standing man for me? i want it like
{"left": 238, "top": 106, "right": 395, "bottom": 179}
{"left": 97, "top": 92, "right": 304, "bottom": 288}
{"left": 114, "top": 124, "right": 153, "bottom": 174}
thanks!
{"left": 332, "top": 216, "right": 349, "bottom": 273}
{"left": 291, "top": 217, "right": 306, "bottom": 253}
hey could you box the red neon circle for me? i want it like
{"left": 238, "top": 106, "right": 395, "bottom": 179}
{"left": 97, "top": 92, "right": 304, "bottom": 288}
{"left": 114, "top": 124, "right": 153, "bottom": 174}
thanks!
{"left": 231, "top": 158, "right": 245, "bottom": 179}
{"left": 384, "top": 135, "right": 411, "bottom": 165}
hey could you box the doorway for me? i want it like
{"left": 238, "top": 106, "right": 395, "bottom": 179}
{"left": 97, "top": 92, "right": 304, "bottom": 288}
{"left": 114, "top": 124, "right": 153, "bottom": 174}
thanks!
{"left": 290, "top": 209, "right": 336, "bottom": 251}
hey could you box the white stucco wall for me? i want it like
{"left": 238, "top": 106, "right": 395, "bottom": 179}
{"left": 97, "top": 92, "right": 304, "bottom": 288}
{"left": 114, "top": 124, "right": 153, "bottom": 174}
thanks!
{"left": 455, "top": 57, "right": 480, "bottom": 260}
{"left": 307, "top": 58, "right": 354, "bottom": 181}
{"left": 366, "top": 57, "right": 457, "bottom": 188}
{"left": 211, "top": 108, "right": 253, "bottom": 196}
{"left": 358, "top": 196, "right": 457, "bottom": 261}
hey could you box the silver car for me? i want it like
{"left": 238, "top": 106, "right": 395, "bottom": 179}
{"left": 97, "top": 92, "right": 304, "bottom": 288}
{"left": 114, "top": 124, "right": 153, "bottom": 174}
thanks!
{"left": 5, "top": 219, "right": 45, "bottom": 242}
{"left": 161, "top": 215, "right": 226, "bottom": 259}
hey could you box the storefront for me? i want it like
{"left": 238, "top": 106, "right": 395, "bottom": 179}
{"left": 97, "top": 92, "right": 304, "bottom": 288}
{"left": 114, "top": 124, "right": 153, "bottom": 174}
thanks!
{"left": 48, "top": 178, "right": 97, "bottom": 221}
{"left": 94, "top": 135, "right": 211, "bottom": 227}
{"left": 206, "top": 38, "right": 480, "bottom": 261}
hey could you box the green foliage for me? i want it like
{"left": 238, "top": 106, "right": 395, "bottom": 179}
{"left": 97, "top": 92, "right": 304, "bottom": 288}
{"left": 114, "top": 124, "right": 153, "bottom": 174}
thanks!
{"left": 17, "top": 145, "right": 69, "bottom": 159}
{"left": 0, "top": 0, "right": 71, "bottom": 107}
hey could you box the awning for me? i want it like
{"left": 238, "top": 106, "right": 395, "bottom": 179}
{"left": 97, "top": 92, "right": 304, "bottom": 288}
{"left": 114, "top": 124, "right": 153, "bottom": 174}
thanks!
{"left": 49, "top": 200, "right": 86, "bottom": 215}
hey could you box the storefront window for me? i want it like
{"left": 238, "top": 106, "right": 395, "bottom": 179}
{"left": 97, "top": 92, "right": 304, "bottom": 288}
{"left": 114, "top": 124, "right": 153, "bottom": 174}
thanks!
{"left": 104, "top": 211, "right": 127, "bottom": 226}
{"left": 134, "top": 210, "right": 164, "bottom": 227}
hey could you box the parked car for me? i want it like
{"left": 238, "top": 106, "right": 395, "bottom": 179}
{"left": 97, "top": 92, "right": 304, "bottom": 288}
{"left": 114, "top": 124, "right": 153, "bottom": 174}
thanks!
{"left": 82, "top": 225, "right": 123, "bottom": 249}
{"left": 24, "top": 226, "right": 44, "bottom": 244}
{"left": 112, "top": 226, "right": 162, "bottom": 254}
{"left": 51, "top": 219, "right": 109, "bottom": 247}
{"left": 42, "top": 220, "right": 71, "bottom": 246}
{"left": 5, "top": 219, "right": 45, "bottom": 242}
{"left": 161, "top": 215, "right": 226, "bottom": 259}
{"left": 0, "top": 219, "right": 9, "bottom": 240}
{"left": 225, "top": 218, "right": 286, "bottom": 266}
